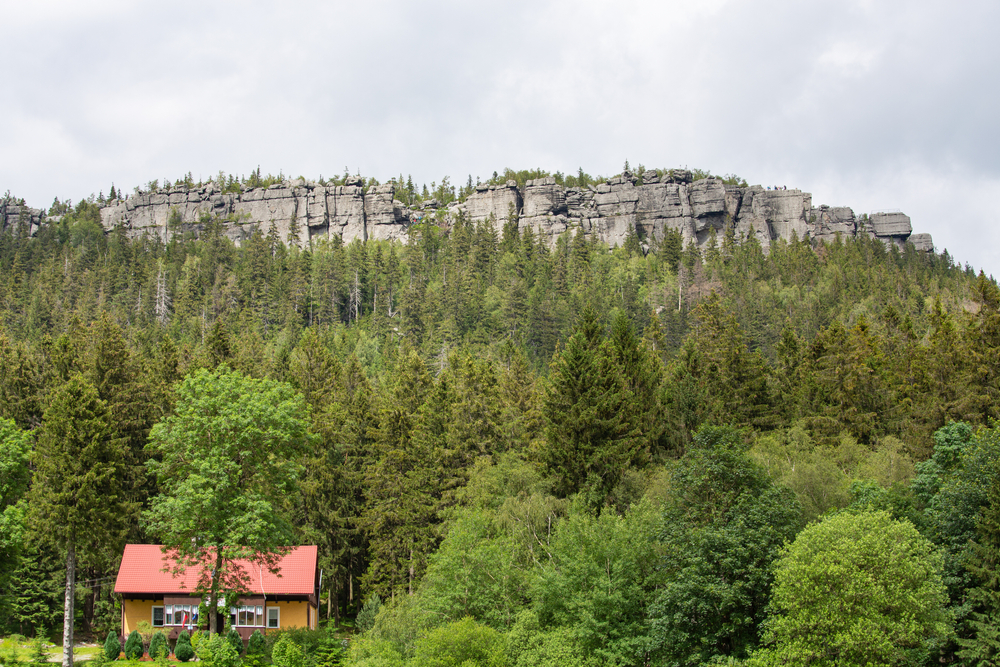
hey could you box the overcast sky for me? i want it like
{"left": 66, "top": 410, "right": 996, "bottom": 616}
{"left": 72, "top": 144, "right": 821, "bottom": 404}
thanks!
{"left": 3, "top": 0, "right": 998, "bottom": 272}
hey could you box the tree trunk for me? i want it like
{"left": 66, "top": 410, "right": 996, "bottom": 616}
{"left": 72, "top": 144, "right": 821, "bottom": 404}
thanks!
{"left": 209, "top": 550, "right": 224, "bottom": 635}
{"left": 62, "top": 537, "right": 76, "bottom": 667}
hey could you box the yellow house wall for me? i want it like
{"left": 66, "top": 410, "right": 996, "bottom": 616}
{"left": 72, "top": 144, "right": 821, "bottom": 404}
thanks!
{"left": 122, "top": 599, "right": 162, "bottom": 635}
{"left": 269, "top": 600, "right": 314, "bottom": 630}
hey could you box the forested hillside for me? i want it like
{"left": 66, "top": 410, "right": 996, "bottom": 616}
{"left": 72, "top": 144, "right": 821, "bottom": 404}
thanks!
{"left": 2, "top": 194, "right": 1000, "bottom": 666}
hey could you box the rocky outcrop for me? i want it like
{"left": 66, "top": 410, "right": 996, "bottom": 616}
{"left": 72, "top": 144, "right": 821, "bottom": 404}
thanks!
{"left": 99, "top": 178, "right": 411, "bottom": 246}
{"left": 0, "top": 198, "right": 45, "bottom": 237}
{"left": 455, "top": 172, "right": 932, "bottom": 253}
{"left": 8, "top": 170, "right": 934, "bottom": 255}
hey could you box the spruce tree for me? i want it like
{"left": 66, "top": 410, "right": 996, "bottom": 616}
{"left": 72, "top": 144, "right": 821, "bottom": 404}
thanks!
{"left": 28, "top": 375, "right": 130, "bottom": 667}
{"left": 541, "top": 305, "right": 640, "bottom": 507}
{"left": 958, "top": 466, "right": 1000, "bottom": 664}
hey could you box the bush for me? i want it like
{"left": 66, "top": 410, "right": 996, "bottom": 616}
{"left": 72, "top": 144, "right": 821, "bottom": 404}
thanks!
{"left": 196, "top": 634, "right": 240, "bottom": 667}
{"left": 123, "top": 630, "right": 144, "bottom": 660}
{"left": 356, "top": 595, "right": 382, "bottom": 633}
{"left": 174, "top": 632, "right": 194, "bottom": 663}
{"left": 103, "top": 632, "right": 121, "bottom": 661}
{"left": 247, "top": 630, "right": 266, "bottom": 656}
{"left": 148, "top": 631, "right": 168, "bottom": 660}
{"left": 225, "top": 628, "right": 243, "bottom": 655}
{"left": 271, "top": 635, "right": 305, "bottom": 667}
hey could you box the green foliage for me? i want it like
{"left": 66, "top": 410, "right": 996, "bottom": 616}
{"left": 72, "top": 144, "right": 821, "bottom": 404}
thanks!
{"left": 195, "top": 634, "right": 240, "bottom": 667}
{"left": 143, "top": 366, "right": 312, "bottom": 631}
{"left": 356, "top": 596, "right": 383, "bottom": 633}
{"left": 27, "top": 634, "right": 48, "bottom": 666}
{"left": 103, "top": 632, "right": 121, "bottom": 661}
{"left": 148, "top": 631, "right": 167, "bottom": 660}
{"left": 123, "top": 630, "right": 143, "bottom": 660}
{"left": 174, "top": 631, "right": 194, "bottom": 663}
{"left": 224, "top": 627, "right": 242, "bottom": 655}
{"left": 540, "top": 305, "right": 642, "bottom": 506}
{"left": 271, "top": 635, "right": 306, "bottom": 667}
{"left": 417, "top": 508, "right": 528, "bottom": 630}
{"left": 757, "top": 510, "right": 952, "bottom": 667}
{"left": 529, "top": 501, "right": 660, "bottom": 666}
{"left": 649, "top": 426, "right": 802, "bottom": 665}
{"left": 958, "top": 459, "right": 1000, "bottom": 664}
{"left": 411, "top": 617, "right": 505, "bottom": 667}
{"left": 246, "top": 629, "right": 266, "bottom": 656}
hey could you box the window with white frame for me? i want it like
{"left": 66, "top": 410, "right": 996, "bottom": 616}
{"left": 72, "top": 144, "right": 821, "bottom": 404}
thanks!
{"left": 266, "top": 607, "right": 279, "bottom": 629}
{"left": 164, "top": 602, "right": 200, "bottom": 626}
{"left": 152, "top": 606, "right": 164, "bottom": 627}
{"left": 230, "top": 605, "right": 264, "bottom": 627}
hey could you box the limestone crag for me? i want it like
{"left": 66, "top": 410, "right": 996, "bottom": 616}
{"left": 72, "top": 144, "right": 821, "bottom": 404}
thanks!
{"left": 10, "top": 170, "right": 933, "bottom": 254}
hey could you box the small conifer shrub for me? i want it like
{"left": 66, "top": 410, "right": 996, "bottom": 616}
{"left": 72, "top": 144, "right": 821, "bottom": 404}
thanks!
{"left": 148, "top": 631, "right": 168, "bottom": 660}
{"left": 103, "top": 632, "right": 121, "bottom": 661}
{"left": 226, "top": 627, "right": 243, "bottom": 655}
{"left": 247, "top": 630, "right": 266, "bottom": 656}
{"left": 123, "top": 630, "right": 143, "bottom": 660}
{"left": 174, "top": 631, "right": 194, "bottom": 663}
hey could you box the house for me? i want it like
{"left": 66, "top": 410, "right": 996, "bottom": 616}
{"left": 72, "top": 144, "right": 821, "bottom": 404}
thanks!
{"left": 114, "top": 544, "right": 319, "bottom": 641}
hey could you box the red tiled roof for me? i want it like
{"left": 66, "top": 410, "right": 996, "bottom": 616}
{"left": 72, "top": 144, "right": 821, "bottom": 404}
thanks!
{"left": 115, "top": 544, "right": 317, "bottom": 596}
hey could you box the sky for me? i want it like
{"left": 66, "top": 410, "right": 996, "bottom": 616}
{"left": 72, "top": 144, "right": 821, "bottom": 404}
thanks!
{"left": 2, "top": 0, "right": 998, "bottom": 272}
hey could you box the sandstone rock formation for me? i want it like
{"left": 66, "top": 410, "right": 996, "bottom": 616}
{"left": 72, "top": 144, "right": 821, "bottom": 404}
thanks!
{"left": 6, "top": 171, "right": 934, "bottom": 255}
{"left": 0, "top": 197, "right": 45, "bottom": 237}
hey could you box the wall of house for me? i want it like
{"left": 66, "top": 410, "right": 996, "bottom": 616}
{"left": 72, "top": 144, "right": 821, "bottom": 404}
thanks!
{"left": 122, "top": 598, "right": 162, "bottom": 635}
{"left": 270, "top": 600, "right": 314, "bottom": 630}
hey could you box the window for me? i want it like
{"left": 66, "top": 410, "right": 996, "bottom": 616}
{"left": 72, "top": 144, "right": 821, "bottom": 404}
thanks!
{"left": 267, "top": 607, "right": 279, "bottom": 629}
{"left": 152, "top": 606, "right": 164, "bottom": 627}
{"left": 234, "top": 605, "right": 264, "bottom": 627}
{"left": 165, "top": 605, "right": 173, "bottom": 625}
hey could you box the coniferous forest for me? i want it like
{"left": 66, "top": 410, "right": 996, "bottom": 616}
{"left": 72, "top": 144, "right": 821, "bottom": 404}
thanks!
{"left": 3, "top": 188, "right": 1000, "bottom": 667}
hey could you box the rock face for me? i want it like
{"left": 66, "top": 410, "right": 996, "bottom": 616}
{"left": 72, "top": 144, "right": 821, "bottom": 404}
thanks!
{"left": 0, "top": 197, "right": 45, "bottom": 237}
{"left": 99, "top": 179, "right": 411, "bottom": 246}
{"left": 10, "top": 171, "right": 935, "bottom": 255}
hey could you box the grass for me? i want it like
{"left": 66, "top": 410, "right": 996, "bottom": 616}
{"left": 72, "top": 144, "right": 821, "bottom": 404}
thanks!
{"left": 0, "top": 636, "right": 102, "bottom": 664}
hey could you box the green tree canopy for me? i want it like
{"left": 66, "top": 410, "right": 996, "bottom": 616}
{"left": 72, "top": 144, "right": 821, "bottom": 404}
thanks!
{"left": 756, "top": 510, "right": 952, "bottom": 667}
{"left": 143, "top": 367, "right": 312, "bottom": 634}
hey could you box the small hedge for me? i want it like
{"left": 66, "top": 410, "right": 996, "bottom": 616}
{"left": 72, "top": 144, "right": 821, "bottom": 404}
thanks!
{"left": 103, "top": 632, "right": 121, "bottom": 661}
{"left": 123, "top": 630, "right": 144, "bottom": 661}
{"left": 174, "top": 631, "right": 194, "bottom": 663}
{"left": 148, "top": 631, "right": 168, "bottom": 660}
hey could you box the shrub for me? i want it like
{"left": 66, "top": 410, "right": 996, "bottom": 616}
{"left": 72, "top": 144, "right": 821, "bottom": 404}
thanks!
{"left": 247, "top": 630, "right": 266, "bottom": 656}
{"left": 123, "top": 630, "right": 144, "bottom": 660}
{"left": 174, "top": 632, "right": 194, "bottom": 663}
{"left": 225, "top": 628, "right": 243, "bottom": 655}
{"left": 196, "top": 634, "right": 240, "bottom": 667}
{"left": 355, "top": 595, "right": 382, "bottom": 633}
{"left": 271, "top": 635, "right": 305, "bottom": 667}
{"left": 103, "top": 632, "right": 121, "bottom": 661}
{"left": 148, "top": 631, "right": 168, "bottom": 660}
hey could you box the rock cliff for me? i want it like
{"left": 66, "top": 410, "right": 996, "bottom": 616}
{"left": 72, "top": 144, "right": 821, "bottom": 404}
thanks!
{"left": 4, "top": 171, "right": 932, "bottom": 254}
